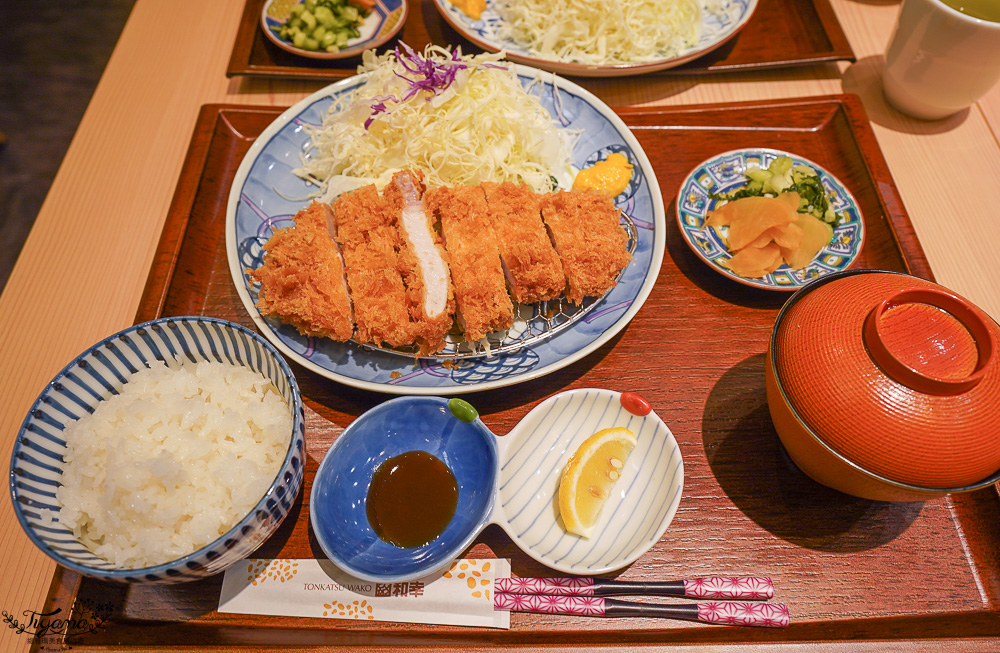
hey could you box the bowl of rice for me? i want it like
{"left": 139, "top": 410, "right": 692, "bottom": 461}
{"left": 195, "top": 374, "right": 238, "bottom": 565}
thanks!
{"left": 9, "top": 316, "right": 305, "bottom": 583}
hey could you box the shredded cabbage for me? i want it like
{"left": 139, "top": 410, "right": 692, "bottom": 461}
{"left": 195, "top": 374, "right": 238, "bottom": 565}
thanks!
{"left": 295, "top": 44, "right": 578, "bottom": 197}
{"left": 493, "top": 0, "right": 701, "bottom": 65}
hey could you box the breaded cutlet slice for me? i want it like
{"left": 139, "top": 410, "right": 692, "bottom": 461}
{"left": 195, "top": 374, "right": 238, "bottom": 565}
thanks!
{"left": 249, "top": 202, "right": 354, "bottom": 341}
{"left": 383, "top": 170, "right": 456, "bottom": 356}
{"left": 483, "top": 181, "right": 566, "bottom": 304}
{"left": 331, "top": 185, "right": 414, "bottom": 348}
{"left": 539, "top": 189, "right": 631, "bottom": 304}
{"left": 426, "top": 185, "right": 513, "bottom": 343}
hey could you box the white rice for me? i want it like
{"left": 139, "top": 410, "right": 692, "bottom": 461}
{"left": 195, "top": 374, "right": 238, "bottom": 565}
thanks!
{"left": 55, "top": 360, "right": 292, "bottom": 569}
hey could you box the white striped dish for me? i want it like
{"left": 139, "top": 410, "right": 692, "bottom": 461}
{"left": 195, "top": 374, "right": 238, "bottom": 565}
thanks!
{"left": 311, "top": 388, "right": 683, "bottom": 580}
{"left": 494, "top": 389, "right": 683, "bottom": 575}
{"left": 9, "top": 316, "right": 305, "bottom": 584}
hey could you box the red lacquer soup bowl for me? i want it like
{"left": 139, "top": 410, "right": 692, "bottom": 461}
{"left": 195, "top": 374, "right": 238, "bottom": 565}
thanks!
{"left": 766, "top": 269, "right": 1000, "bottom": 501}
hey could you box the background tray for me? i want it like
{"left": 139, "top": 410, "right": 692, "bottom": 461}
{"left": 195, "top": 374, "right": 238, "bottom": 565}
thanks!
{"left": 227, "top": 0, "right": 855, "bottom": 80}
{"left": 35, "top": 96, "right": 1000, "bottom": 651}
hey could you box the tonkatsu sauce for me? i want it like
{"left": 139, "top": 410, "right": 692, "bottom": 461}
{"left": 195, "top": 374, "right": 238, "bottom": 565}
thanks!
{"left": 366, "top": 450, "right": 459, "bottom": 548}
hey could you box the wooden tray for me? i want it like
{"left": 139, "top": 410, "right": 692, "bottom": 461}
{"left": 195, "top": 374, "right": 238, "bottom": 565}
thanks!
{"left": 227, "top": 0, "right": 855, "bottom": 80}
{"left": 35, "top": 95, "right": 1000, "bottom": 651}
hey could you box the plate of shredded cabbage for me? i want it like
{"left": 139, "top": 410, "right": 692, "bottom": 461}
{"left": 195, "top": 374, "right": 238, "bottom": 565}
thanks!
{"left": 226, "top": 46, "right": 665, "bottom": 394}
{"left": 432, "top": 0, "right": 758, "bottom": 77}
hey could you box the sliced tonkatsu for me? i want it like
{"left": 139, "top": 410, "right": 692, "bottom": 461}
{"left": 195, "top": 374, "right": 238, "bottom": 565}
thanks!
{"left": 539, "top": 189, "right": 631, "bottom": 304}
{"left": 249, "top": 202, "right": 354, "bottom": 341}
{"left": 330, "top": 184, "right": 414, "bottom": 348}
{"left": 482, "top": 181, "right": 566, "bottom": 304}
{"left": 383, "top": 170, "right": 456, "bottom": 355}
{"left": 249, "top": 174, "right": 634, "bottom": 355}
{"left": 426, "top": 184, "right": 514, "bottom": 342}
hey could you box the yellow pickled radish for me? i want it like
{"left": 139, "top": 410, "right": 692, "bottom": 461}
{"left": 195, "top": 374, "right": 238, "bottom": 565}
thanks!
{"left": 557, "top": 427, "right": 637, "bottom": 538}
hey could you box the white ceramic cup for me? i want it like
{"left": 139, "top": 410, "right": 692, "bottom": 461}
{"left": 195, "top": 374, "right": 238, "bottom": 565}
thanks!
{"left": 883, "top": 0, "right": 1000, "bottom": 120}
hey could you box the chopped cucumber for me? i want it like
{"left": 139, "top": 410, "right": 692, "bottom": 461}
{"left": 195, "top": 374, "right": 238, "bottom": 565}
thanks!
{"left": 271, "top": 0, "right": 369, "bottom": 53}
{"left": 709, "top": 155, "right": 846, "bottom": 225}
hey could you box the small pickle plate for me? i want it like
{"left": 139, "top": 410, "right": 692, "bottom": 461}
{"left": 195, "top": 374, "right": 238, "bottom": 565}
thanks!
{"left": 260, "top": 0, "right": 407, "bottom": 60}
{"left": 676, "top": 147, "right": 865, "bottom": 291}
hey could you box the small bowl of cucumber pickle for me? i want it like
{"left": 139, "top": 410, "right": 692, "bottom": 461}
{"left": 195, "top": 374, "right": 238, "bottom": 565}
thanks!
{"left": 260, "top": 0, "right": 407, "bottom": 60}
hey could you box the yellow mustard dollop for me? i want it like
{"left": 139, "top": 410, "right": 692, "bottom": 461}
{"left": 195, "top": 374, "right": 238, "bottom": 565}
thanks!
{"left": 572, "top": 152, "right": 633, "bottom": 196}
{"left": 449, "top": 0, "right": 486, "bottom": 20}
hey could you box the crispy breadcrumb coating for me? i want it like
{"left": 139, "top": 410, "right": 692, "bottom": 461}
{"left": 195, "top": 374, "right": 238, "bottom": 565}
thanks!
{"left": 483, "top": 181, "right": 566, "bottom": 303}
{"left": 249, "top": 202, "right": 354, "bottom": 341}
{"left": 539, "top": 189, "right": 631, "bottom": 304}
{"left": 427, "top": 185, "right": 514, "bottom": 342}
{"left": 383, "top": 170, "right": 456, "bottom": 356}
{"left": 331, "top": 185, "right": 414, "bottom": 348}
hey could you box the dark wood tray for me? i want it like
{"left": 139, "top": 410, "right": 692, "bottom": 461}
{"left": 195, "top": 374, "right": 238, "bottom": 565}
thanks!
{"left": 35, "top": 95, "right": 1000, "bottom": 651}
{"left": 227, "top": 0, "right": 855, "bottom": 80}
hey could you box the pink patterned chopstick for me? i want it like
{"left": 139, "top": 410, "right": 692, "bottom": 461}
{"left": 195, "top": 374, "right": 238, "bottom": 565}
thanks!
{"left": 495, "top": 576, "right": 774, "bottom": 600}
{"left": 494, "top": 593, "right": 790, "bottom": 628}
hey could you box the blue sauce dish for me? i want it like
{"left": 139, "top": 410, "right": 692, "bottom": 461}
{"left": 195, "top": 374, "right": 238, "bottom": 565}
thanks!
{"left": 310, "top": 396, "right": 498, "bottom": 583}
{"left": 310, "top": 389, "right": 684, "bottom": 582}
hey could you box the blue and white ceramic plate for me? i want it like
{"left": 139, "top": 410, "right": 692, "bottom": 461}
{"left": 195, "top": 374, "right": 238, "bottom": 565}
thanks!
{"left": 311, "top": 389, "right": 683, "bottom": 580}
{"left": 260, "top": 0, "right": 407, "bottom": 60}
{"left": 226, "top": 64, "right": 665, "bottom": 394}
{"left": 432, "top": 0, "right": 757, "bottom": 77}
{"left": 676, "top": 148, "right": 865, "bottom": 292}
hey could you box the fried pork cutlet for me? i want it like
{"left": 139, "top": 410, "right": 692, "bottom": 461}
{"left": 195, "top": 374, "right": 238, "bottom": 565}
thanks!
{"left": 331, "top": 185, "right": 413, "bottom": 348}
{"left": 483, "top": 181, "right": 566, "bottom": 304}
{"left": 249, "top": 202, "right": 354, "bottom": 341}
{"left": 383, "top": 170, "right": 456, "bottom": 355}
{"left": 539, "top": 189, "right": 631, "bottom": 304}
{"left": 426, "top": 185, "right": 513, "bottom": 342}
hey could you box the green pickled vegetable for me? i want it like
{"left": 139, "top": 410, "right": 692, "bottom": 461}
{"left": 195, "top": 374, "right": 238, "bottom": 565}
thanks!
{"left": 709, "top": 155, "right": 845, "bottom": 225}
{"left": 272, "top": 0, "right": 369, "bottom": 53}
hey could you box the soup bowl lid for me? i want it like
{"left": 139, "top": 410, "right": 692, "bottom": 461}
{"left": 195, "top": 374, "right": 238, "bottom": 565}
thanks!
{"left": 771, "top": 269, "right": 1000, "bottom": 488}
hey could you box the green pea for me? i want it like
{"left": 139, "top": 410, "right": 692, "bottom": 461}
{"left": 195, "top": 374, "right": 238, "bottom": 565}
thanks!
{"left": 448, "top": 398, "right": 478, "bottom": 423}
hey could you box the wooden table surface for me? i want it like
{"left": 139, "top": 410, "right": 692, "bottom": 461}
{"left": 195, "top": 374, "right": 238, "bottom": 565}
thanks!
{"left": 2, "top": 1, "right": 999, "bottom": 651}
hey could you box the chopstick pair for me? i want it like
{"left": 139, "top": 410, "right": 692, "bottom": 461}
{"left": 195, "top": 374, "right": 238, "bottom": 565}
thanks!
{"left": 493, "top": 577, "right": 789, "bottom": 628}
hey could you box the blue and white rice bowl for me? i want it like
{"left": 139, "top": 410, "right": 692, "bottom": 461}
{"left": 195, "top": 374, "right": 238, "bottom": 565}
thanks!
{"left": 9, "top": 316, "right": 305, "bottom": 584}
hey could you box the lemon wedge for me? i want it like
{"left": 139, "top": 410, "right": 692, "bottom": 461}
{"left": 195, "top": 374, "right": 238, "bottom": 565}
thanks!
{"left": 557, "top": 427, "right": 637, "bottom": 538}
